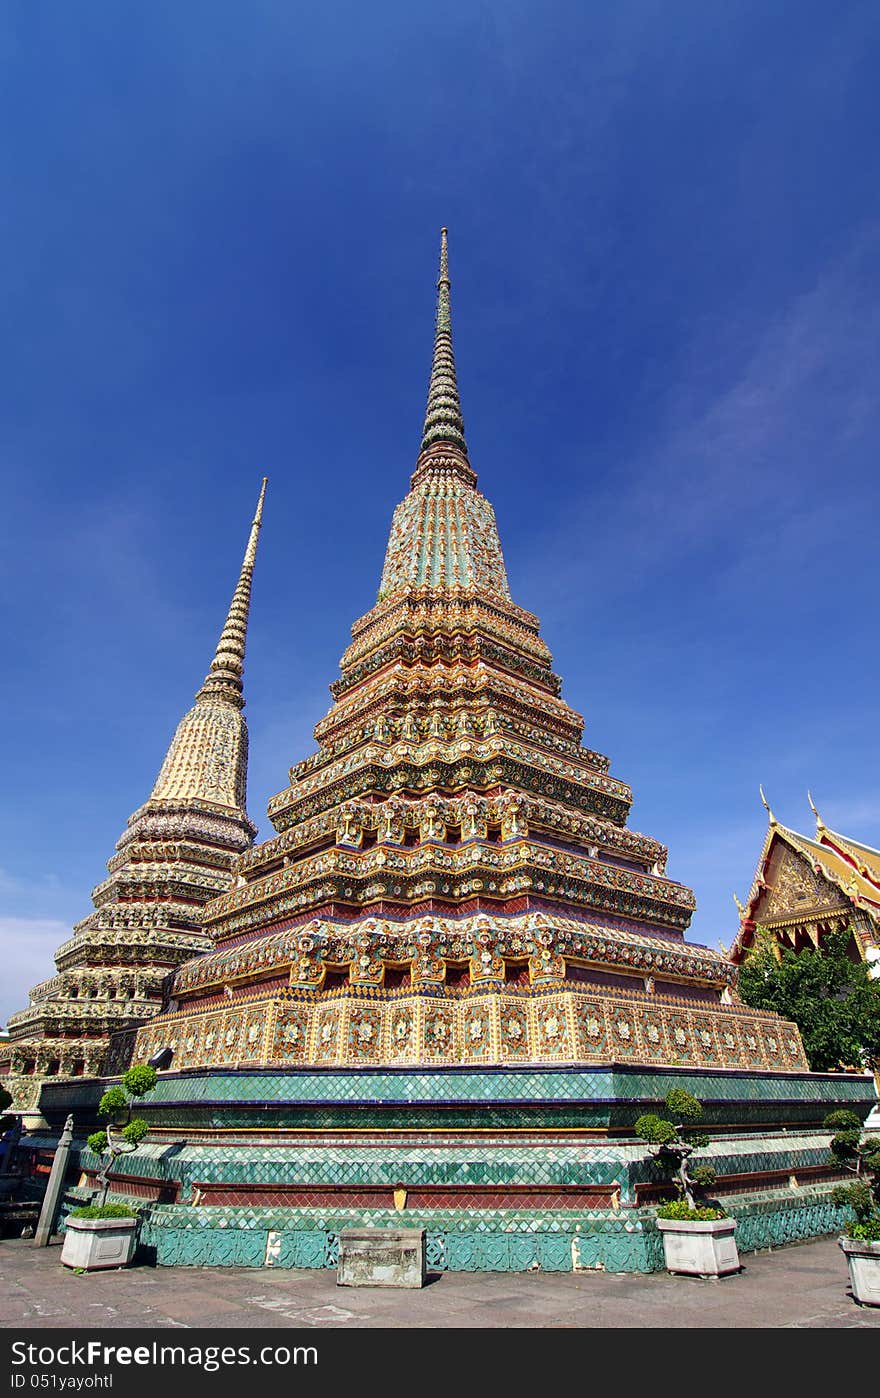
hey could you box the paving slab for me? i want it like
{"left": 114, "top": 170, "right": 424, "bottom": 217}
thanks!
{"left": 0, "top": 1236, "right": 878, "bottom": 1329}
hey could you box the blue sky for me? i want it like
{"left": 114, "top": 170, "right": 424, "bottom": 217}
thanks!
{"left": 2, "top": 1, "right": 879, "bottom": 1027}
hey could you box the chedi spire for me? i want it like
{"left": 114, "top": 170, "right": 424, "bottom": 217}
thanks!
{"left": 197, "top": 476, "right": 267, "bottom": 708}
{"left": 150, "top": 478, "right": 267, "bottom": 811}
{"left": 419, "top": 228, "right": 468, "bottom": 460}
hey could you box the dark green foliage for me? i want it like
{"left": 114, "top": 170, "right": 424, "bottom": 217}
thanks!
{"left": 97, "top": 1086, "right": 128, "bottom": 1121}
{"left": 738, "top": 927, "right": 880, "bottom": 1072}
{"left": 656, "top": 1199, "right": 725, "bottom": 1221}
{"left": 832, "top": 1178, "right": 875, "bottom": 1222}
{"left": 122, "top": 1065, "right": 157, "bottom": 1099}
{"left": 664, "top": 1087, "right": 703, "bottom": 1122}
{"left": 0, "top": 1086, "right": 11, "bottom": 1114}
{"left": 823, "top": 1108, "right": 880, "bottom": 1183}
{"left": 98, "top": 1070, "right": 157, "bottom": 1134}
{"left": 827, "top": 1109, "right": 880, "bottom": 1240}
{"left": 847, "top": 1217, "right": 880, "bottom": 1242}
{"left": 824, "top": 1109, "right": 862, "bottom": 1132}
{"left": 832, "top": 1178, "right": 880, "bottom": 1239}
{"left": 829, "top": 1129, "right": 862, "bottom": 1162}
{"left": 93, "top": 1068, "right": 158, "bottom": 1204}
{"left": 635, "top": 1091, "right": 722, "bottom": 1212}
{"left": 634, "top": 1113, "right": 677, "bottom": 1145}
{"left": 86, "top": 1131, "right": 108, "bottom": 1154}
{"left": 69, "top": 1204, "right": 136, "bottom": 1220}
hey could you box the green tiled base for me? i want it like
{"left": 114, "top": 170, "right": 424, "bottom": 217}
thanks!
{"left": 133, "top": 1188, "right": 850, "bottom": 1274}
{"left": 34, "top": 1061, "right": 876, "bottom": 1273}
{"left": 70, "top": 1130, "right": 856, "bottom": 1201}
{"left": 38, "top": 1062, "right": 877, "bottom": 1134}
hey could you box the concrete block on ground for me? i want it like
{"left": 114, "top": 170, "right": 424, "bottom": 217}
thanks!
{"left": 337, "top": 1227, "right": 426, "bottom": 1288}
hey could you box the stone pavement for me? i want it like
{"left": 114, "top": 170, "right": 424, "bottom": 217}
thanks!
{"left": 0, "top": 1235, "right": 878, "bottom": 1329}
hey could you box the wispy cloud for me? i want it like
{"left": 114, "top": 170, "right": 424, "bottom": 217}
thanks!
{"left": 0, "top": 918, "right": 71, "bottom": 1031}
{"left": 517, "top": 224, "right": 880, "bottom": 614}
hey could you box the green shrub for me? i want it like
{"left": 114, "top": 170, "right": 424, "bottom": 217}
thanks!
{"left": 97, "top": 1086, "right": 128, "bottom": 1121}
{"left": 634, "top": 1113, "right": 677, "bottom": 1145}
{"left": 635, "top": 1091, "right": 717, "bottom": 1211}
{"left": 832, "top": 1179, "right": 875, "bottom": 1224}
{"left": 69, "top": 1204, "right": 136, "bottom": 1220}
{"left": 122, "top": 1065, "right": 158, "bottom": 1099}
{"left": 664, "top": 1087, "right": 703, "bottom": 1122}
{"left": 824, "top": 1109, "right": 862, "bottom": 1132}
{"left": 825, "top": 1109, "right": 880, "bottom": 1240}
{"left": 656, "top": 1199, "right": 726, "bottom": 1222}
{"left": 92, "top": 1066, "right": 158, "bottom": 1206}
{"left": 847, "top": 1217, "right": 880, "bottom": 1243}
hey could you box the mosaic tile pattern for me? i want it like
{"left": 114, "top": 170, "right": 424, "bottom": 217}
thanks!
{"left": 98, "top": 1063, "right": 875, "bottom": 1108}
{"left": 75, "top": 1129, "right": 851, "bottom": 1210}
{"left": 133, "top": 988, "right": 808, "bottom": 1073}
{"left": 133, "top": 1185, "right": 852, "bottom": 1274}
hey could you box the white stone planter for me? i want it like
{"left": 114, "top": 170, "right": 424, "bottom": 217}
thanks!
{"left": 839, "top": 1236, "right": 880, "bottom": 1306}
{"left": 60, "top": 1216, "right": 138, "bottom": 1271}
{"left": 656, "top": 1217, "right": 740, "bottom": 1278}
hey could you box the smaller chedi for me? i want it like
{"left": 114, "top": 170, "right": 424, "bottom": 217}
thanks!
{"left": 0, "top": 482, "right": 267, "bottom": 1124}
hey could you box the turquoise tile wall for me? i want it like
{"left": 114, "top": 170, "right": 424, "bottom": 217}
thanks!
{"left": 134, "top": 1185, "right": 850, "bottom": 1274}
{"left": 40, "top": 1064, "right": 877, "bottom": 1118}
{"left": 77, "top": 1130, "right": 850, "bottom": 1199}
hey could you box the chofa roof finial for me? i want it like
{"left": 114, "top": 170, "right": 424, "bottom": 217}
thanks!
{"left": 759, "top": 784, "right": 777, "bottom": 826}
{"left": 807, "top": 790, "right": 825, "bottom": 831}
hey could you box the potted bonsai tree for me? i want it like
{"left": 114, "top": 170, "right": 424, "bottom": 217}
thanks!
{"left": 61, "top": 1065, "right": 157, "bottom": 1271}
{"left": 825, "top": 1109, "right": 880, "bottom": 1307}
{"left": 635, "top": 1087, "right": 739, "bottom": 1278}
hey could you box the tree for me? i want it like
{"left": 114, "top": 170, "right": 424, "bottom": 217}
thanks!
{"left": 737, "top": 926, "right": 880, "bottom": 1073}
{"left": 635, "top": 1088, "right": 720, "bottom": 1214}
{"left": 825, "top": 1109, "right": 880, "bottom": 1242}
{"left": 87, "top": 1065, "right": 157, "bottom": 1207}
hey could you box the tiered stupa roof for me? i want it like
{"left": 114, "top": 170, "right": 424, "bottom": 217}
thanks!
{"left": 0, "top": 481, "right": 267, "bottom": 1118}
{"left": 134, "top": 235, "right": 808, "bottom": 1078}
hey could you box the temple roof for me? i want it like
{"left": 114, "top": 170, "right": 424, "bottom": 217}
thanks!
{"left": 812, "top": 817, "right": 880, "bottom": 897}
{"left": 730, "top": 798, "right": 880, "bottom": 963}
{"left": 779, "top": 829, "right": 880, "bottom": 909}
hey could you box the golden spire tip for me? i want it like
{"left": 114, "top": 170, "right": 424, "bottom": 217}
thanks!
{"left": 252, "top": 477, "right": 268, "bottom": 526}
{"left": 759, "top": 784, "right": 777, "bottom": 825}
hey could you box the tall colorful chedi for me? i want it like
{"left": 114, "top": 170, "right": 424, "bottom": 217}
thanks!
{"left": 45, "top": 234, "right": 875, "bottom": 1273}
{"left": 0, "top": 482, "right": 267, "bottom": 1124}
{"left": 135, "top": 230, "right": 773, "bottom": 1073}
